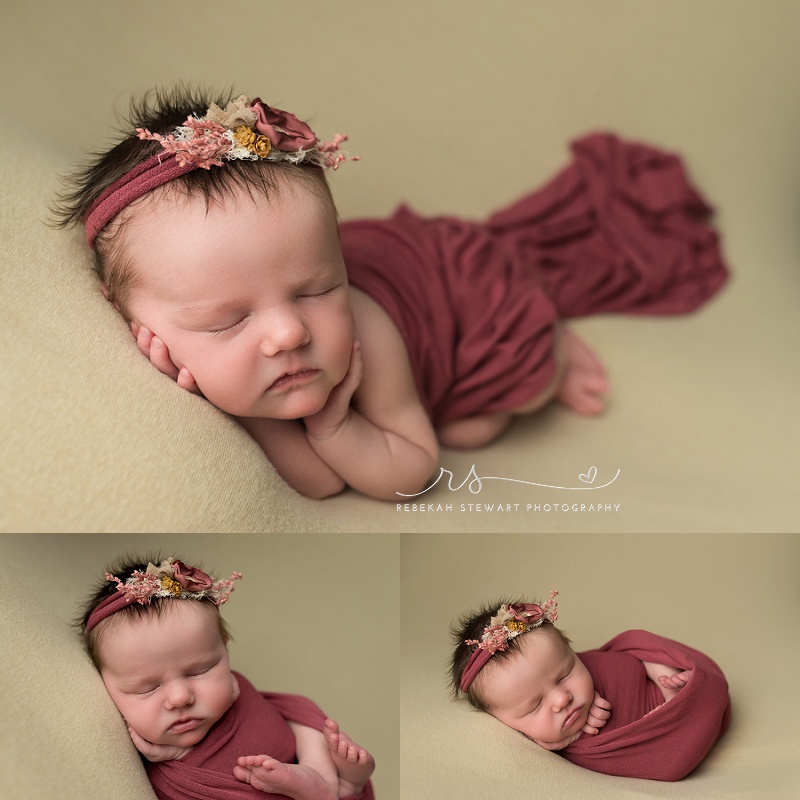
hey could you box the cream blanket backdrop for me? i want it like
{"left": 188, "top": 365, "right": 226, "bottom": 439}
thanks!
{"left": 0, "top": 533, "right": 399, "bottom": 799}
{"left": 401, "top": 533, "right": 800, "bottom": 799}
{"left": 2, "top": 0, "right": 799, "bottom": 532}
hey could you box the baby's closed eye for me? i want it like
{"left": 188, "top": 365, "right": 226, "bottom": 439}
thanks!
{"left": 207, "top": 317, "right": 248, "bottom": 335}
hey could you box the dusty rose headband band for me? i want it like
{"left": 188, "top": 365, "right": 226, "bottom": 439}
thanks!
{"left": 459, "top": 592, "right": 559, "bottom": 692}
{"left": 83, "top": 94, "right": 357, "bottom": 250}
{"left": 84, "top": 153, "right": 192, "bottom": 248}
{"left": 85, "top": 558, "right": 242, "bottom": 633}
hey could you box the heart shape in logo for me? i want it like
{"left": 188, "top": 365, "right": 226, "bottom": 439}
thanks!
{"left": 579, "top": 466, "right": 597, "bottom": 484}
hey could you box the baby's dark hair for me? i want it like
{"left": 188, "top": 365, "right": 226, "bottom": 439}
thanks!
{"left": 76, "top": 552, "right": 232, "bottom": 670}
{"left": 448, "top": 597, "right": 572, "bottom": 712}
{"left": 52, "top": 84, "right": 335, "bottom": 317}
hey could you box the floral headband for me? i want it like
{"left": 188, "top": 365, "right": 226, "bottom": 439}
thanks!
{"left": 459, "top": 591, "right": 559, "bottom": 692}
{"left": 84, "top": 94, "right": 358, "bottom": 248}
{"left": 85, "top": 558, "right": 242, "bottom": 633}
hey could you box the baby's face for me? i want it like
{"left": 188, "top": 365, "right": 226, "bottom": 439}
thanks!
{"left": 122, "top": 179, "right": 354, "bottom": 420}
{"left": 477, "top": 628, "right": 595, "bottom": 745}
{"left": 98, "top": 601, "right": 237, "bottom": 747}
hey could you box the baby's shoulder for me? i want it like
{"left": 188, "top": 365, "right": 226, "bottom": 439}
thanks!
{"left": 349, "top": 287, "right": 421, "bottom": 406}
{"left": 349, "top": 285, "right": 403, "bottom": 343}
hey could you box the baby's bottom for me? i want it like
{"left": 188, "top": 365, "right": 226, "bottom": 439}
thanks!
{"left": 436, "top": 326, "right": 609, "bottom": 449}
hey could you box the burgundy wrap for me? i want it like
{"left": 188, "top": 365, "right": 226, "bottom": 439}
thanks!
{"left": 563, "top": 630, "right": 731, "bottom": 781}
{"left": 147, "top": 672, "right": 374, "bottom": 800}
{"left": 340, "top": 133, "right": 729, "bottom": 428}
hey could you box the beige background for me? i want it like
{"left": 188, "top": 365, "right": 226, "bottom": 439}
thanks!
{"left": 401, "top": 532, "right": 800, "bottom": 798}
{"left": 2, "top": 0, "right": 799, "bottom": 532}
{"left": 0, "top": 533, "right": 399, "bottom": 798}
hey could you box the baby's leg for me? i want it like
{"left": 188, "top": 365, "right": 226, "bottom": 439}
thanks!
{"left": 552, "top": 328, "right": 609, "bottom": 415}
{"left": 436, "top": 324, "right": 609, "bottom": 448}
{"left": 643, "top": 661, "right": 693, "bottom": 703}
{"left": 657, "top": 669, "right": 693, "bottom": 701}
{"left": 511, "top": 325, "right": 609, "bottom": 419}
{"left": 234, "top": 755, "right": 336, "bottom": 800}
{"left": 436, "top": 411, "right": 512, "bottom": 449}
{"left": 323, "top": 719, "right": 375, "bottom": 798}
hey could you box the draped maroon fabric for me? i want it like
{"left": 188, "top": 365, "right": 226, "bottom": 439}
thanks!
{"left": 562, "top": 630, "right": 732, "bottom": 781}
{"left": 340, "top": 133, "right": 729, "bottom": 428}
{"left": 147, "top": 672, "right": 374, "bottom": 800}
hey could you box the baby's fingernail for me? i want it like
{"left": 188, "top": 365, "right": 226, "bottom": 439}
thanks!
{"left": 153, "top": 338, "right": 163, "bottom": 350}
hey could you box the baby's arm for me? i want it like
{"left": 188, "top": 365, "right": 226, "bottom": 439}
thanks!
{"left": 238, "top": 416, "right": 347, "bottom": 499}
{"left": 303, "top": 339, "right": 439, "bottom": 501}
{"left": 643, "top": 661, "right": 693, "bottom": 703}
{"left": 303, "top": 292, "right": 439, "bottom": 500}
{"left": 130, "top": 318, "right": 436, "bottom": 500}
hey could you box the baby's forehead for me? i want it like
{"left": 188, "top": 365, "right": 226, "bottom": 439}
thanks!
{"left": 486, "top": 628, "right": 570, "bottom": 679}
{"left": 98, "top": 600, "right": 220, "bottom": 642}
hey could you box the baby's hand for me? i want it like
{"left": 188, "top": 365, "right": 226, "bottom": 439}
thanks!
{"left": 581, "top": 691, "right": 612, "bottom": 735}
{"left": 304, "top": 339, "right": 363, "bottom": 440}
{"left": 130, "top": 321, "right": 201, "bottom": 395}
{"left": 127, "top": 725, "right": 193, "bottom": 762}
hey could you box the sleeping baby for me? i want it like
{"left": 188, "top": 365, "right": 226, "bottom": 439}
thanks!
{"left": 449, "top": 592, "right": 731, "bottom": 781}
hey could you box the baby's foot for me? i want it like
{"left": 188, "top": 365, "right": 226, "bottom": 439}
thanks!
{"left": 556, "top": 329, "right": 609, "bottom": 415}
{"left": 233, "top": 755, "right": 336, "bottom": 800}
{"left": 324, "top": 718, "right": 375, "bottom": 797}
{"left": 658, "top": 669, "right": 693, "bottom": 701}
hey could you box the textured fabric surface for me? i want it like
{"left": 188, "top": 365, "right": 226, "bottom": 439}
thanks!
{"left": 149, "top": 674, "right": 373, "bottom": 800}
{"left": 565, "top": 630, "right": 731, "bottom": 780}
{"left": 342, "top": 133, "right": 727, "bottom": 427}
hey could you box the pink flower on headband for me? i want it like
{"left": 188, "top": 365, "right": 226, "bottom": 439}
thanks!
{"left": 172, "top": 561, "right": 213, "bottom": 592}
{"left": 250, "top": 99, "right": 317, "bottom": 152}
{"left": 508, "top": 603, "right": 545, "bottom": 623}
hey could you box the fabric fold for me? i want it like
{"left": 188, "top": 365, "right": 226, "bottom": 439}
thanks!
{"left": 340, "top": 133, "right": 729, "bottom": 428}
{"left": 563, "top": 629, "right": 731, "bottom": 781}
{"left": 147, "top": 672, "right": 374, "bottom": 800}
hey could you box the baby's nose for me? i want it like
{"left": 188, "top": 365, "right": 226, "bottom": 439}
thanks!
{"left": 164, "top": 681, "right": 194, "bottom": 709}
{"left": 554, "top": 688, "right": 572, "bottom": 710}
{"left": 260, "top": 310, "right": 309, "bottom": 356}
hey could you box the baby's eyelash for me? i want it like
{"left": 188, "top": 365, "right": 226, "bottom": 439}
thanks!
{"left": 299, "top": 288, "right": 335, "bottom": 299}
{"left": 208, "top": 318, "right": 246, "bottom": 336}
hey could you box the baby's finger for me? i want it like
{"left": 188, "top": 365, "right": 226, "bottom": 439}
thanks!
{"left": 581, "top": 723, "right": 600, "bottom": 735}
{"left": 341, "top": 340, "right": 364, "bottom": 398}
{"left": 136, "top": 325, "right": 155, "bottom": 358}
{"left": 177, "top": 367, "right": 202, "bottom": 395}
{"left": 127, "top": 726, "right": 156, "bottom": 756}
{"left": 587, "top": 705, "right": 611, "bottom": 722}
{"left": 149, "top": 337, "right": 180, "bottom": 380}
{"left": 592, "top": 692, "right": 612, "bottom": 710}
